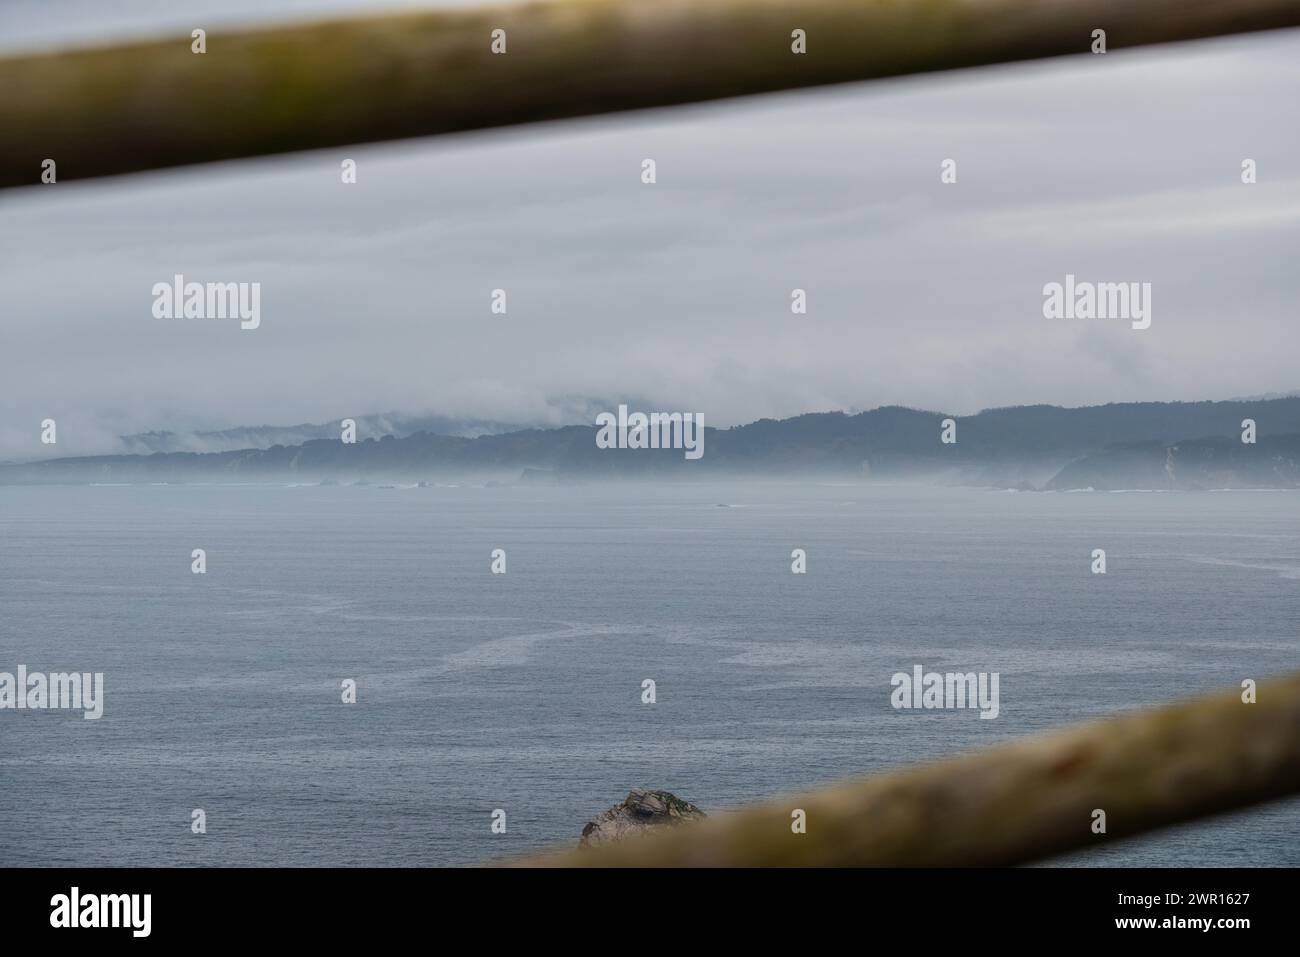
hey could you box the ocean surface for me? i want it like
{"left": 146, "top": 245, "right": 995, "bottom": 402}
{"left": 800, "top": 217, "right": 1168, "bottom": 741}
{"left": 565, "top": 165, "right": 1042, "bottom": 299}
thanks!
{"left": 1, "top": 482, "right": 1297, "bottom": 867}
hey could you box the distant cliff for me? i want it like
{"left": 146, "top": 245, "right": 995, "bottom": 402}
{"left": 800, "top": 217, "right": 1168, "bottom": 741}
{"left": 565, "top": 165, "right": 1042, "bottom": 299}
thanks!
{"left": 1048, "top": 434, "right": 1300, "bottom": 490}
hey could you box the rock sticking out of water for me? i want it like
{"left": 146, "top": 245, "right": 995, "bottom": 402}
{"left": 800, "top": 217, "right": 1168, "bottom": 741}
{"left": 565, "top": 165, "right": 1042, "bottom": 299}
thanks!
{"left": 579, "top": 789, "right": 706, "bottom": 847}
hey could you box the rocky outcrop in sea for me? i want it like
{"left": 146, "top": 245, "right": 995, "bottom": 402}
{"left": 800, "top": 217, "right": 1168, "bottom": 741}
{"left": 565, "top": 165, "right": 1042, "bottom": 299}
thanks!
{"left": 579, "top": 789, "right": 705, "bottom": 847}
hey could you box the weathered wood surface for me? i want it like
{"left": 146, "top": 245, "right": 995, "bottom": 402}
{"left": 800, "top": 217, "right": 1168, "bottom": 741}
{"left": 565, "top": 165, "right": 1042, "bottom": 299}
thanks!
{"left": 510, "top": 672, "right": 1300, "bottom": 866}
{"left": 4, "top": 0, "right": 1300, "bottom": 188}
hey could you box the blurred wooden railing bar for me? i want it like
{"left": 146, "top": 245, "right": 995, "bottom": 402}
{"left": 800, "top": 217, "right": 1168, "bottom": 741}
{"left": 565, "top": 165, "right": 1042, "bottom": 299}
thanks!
{"left": 513, "top": 672, "right": 1300, "bottom": 866}
{"left": 4, "top": 0, "right": 1300, "bottom": 188}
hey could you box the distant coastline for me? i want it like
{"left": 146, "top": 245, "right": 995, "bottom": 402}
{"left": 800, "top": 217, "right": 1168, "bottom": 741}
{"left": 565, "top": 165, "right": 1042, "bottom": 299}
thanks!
{"left": 5, "top": 396, "right": 1300, "bottom": 491}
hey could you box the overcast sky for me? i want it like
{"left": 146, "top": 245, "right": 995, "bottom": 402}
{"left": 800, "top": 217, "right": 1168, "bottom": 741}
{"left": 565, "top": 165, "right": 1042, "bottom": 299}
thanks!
{"left": 2, "top": 2, "right": 1299, "bottom": 459}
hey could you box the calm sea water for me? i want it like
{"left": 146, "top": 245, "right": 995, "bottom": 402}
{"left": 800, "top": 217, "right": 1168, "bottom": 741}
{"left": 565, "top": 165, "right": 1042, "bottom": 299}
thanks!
{"left": 1, "top": 482, "right": 1297, "bottom": 866}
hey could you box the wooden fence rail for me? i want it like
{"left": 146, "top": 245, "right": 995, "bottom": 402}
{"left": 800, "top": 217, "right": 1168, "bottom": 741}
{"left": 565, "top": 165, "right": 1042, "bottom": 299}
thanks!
{"left": 3, "top": 0, "right": 1300, "bottom": 188}
{"left": 512, "top": 672, "right": 1300, "bottom": 866}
